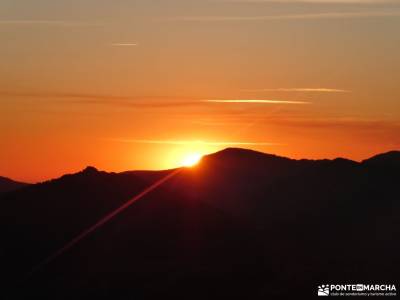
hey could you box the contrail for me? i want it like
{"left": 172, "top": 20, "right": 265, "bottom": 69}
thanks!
{"left": 24, "top": 168, "right": 182, "bottom": 279}
{"left": 241, "top": 88, "right": 349, "bottom": 93}
{"left": 110, "top": 138, "right": 280, "bottom": 146}
{"left": 203, "top": 99, "right": 310, "bottom": 104}
{"left": 111, "top": 43, "right": 138, "bottom": 46}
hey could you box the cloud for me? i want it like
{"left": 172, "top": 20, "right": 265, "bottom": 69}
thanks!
{"left": 0, "top": 20, "right": 100, "bottom": 27}
{"left": 111, "top": 43, "right": 138, "bottom": 47}
{"left": 221, "top": 0, "right": 397, "bottom": 3}
{"left": 1, "top": 91, "right": 311, "bottom": 107}
{"left": 241, "top": 88, "right": 350, "bottom": 93}
{"left": 109, "top": 138, "right": 281, "bottom": 146}
{"left": 171, "top": 10, "right": 400, "bottom": 21}
{"left": 71, "top": 99, "right": 203, "bottom": 108}
{"left": 203, "top": 99, "right": 311, "bottom": 104}
{"left": 247, "top": 115, "right": 400, "bottom": 130}
{"left": 0, "top": 90, "right": 129, "bottom": 100}
{"left": 0, "top": 90, "right": 201, "bottom": 108}
{"left": 287, "top": 118, "right": 400, "bottom": 129}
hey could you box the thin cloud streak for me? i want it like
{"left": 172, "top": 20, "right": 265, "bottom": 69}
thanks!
{"left": 242, "top": 88, "right": 350, "bottom": 93}
{"left": 172, "top": 10, "right": 400, "bottom": 21}
{"left": 109, "top": 138, "right": 281, "bottom": 146}
{"left": 0, "top": 91, "right": 201, "bottom": 108}
{"left": 0, "top": 90, "right": 135, "bottom": 100}
{"left": 0, "top": 20, "right": 100, "bottom": 27}
{"left": 221, "top": 0, "right": 397, "bottom": 4}
{"left": 1, "top": 91, "right": 310, "bottom": 107}
{"left": 111, "top": 43, "right": 138, "bottom": 47}
{"left": 204, "top": 99, "right": 311, "bottom": 104}
{"left": 71, "top": 99, "right": 203, "bottom": 108}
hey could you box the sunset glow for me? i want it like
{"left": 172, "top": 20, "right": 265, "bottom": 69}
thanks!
{"left": 180, "top": 153, "right": 203, "bottom": 167}
{"left": 0, "top": 0, "right": 399, "bottom": 183}
{"left": 1, "top": 2, "right": 398, "bottom": 299}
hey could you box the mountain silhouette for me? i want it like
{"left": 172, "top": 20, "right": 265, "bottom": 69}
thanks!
{"left": 362, "top": 150, "right": 400, "bottom": 167}
{"left": 1, "top": 148, "right": 399, "bottom": 299}
{"left": 0, "top": 176, "right": 28, "bottom": 195}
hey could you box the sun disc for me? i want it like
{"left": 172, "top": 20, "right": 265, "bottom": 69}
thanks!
{"left": 181, "top": 153, "right": 202, "bottom": 167}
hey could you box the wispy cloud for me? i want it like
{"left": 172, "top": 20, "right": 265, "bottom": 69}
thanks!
{"left": 0, "top": 90, "right": 130, "bottom": 100}
{"left": 171, "top": 10, "right": 400, "bottom": 21}
{"left": 109, "top": 138, "right": 281, "bottom": 146}
{"left": 267, "top": 117, "right": 400, "bottom": 131}
{"left": 0, "top": 20, "right": 100, "bottom": 27}
{"left": 111, "top": 43, "right": 138, "bottom": 47}
{"left": 1, "top": 91, "right": 311, "bottom": 107}
{"left": 0, "top": 91, "right": 199, "bottom": 108}
{"left": 203, "top": 99, "right": 311, "bottom": 104}
{"left": 241, "top": 88, "right": 350, "bottom": 93}
{"left": 221, "top": 0, "right": 397, "bottom": 4}
{"left": 72, "top": 99, "right": 203, "bottom": 108}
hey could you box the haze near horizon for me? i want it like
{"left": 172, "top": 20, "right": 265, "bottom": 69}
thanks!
{"left": 1, "top": 0, "right": 399, "bottom": 182}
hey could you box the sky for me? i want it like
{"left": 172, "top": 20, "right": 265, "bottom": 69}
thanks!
{"left": 1, "top": 0, "right": 399, "bottom": 182}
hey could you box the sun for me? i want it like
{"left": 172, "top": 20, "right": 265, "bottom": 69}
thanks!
{"left": 181, "top": 153, "right": 202, "bottom": 167}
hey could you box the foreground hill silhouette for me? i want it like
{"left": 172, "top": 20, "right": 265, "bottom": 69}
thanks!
{"left": 1, "top": 148, "right": 399, "bottom": 299}
{"left": 0, "top": 176, "right": 28, "bottom": 195}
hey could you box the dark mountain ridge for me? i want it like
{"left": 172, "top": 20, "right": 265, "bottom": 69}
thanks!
{"left": 0, "top": 148, "right": 399, "bottom": 299}
{"left": 362, "top": 150, "right": 400, "bottom": 167}
{"left": 0, "top": 176, "right": 29, "bottom": 195}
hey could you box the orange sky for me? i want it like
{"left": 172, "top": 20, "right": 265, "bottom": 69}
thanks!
{"left": 1, "top": 0, "right": 399, "bottom": 182}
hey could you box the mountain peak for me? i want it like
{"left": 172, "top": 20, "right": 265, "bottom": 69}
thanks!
{"left": 215, "top": 147, "right": 261, "bottom": 155}
{"left": 208, "top": 147, "right": 287, "bottom": 160}
{"left": 81, "top": 166, "right": 99, "bottom": 174}
{"left": 362, "top": 151, "right": 400, "bottom": 167}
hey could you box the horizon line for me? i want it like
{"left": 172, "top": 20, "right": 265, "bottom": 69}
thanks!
{"left": 3, "top": 147, "right": 399, "bottom": 184}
